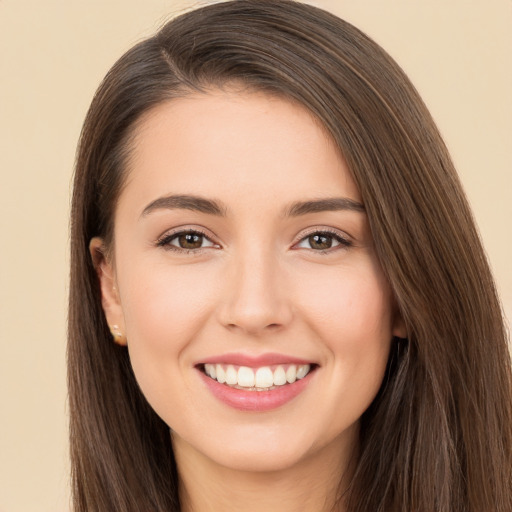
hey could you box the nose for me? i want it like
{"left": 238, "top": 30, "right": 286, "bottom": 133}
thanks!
{"left": 217, "top": 250, "right": 293, "bottom": 336}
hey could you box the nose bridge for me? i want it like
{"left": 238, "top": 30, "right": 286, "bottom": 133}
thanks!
{"left": 219, "top": 244, "right": 291, "bottom": 334}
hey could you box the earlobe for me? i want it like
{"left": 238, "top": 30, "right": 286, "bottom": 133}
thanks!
{"left": 89, "top": 237, "right": 127, "bottom": 346}
{"left": 392, "top": 311, "right": 408, "bottom": 340}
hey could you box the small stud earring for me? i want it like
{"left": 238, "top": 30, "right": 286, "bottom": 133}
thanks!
{"left": 109, "top": 324, "right": 127, "bottom": 346}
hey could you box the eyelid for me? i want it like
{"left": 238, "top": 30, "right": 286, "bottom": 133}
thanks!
{"left": 154, "top": 225, "right": 352, "bottom": 254}
{"left": 292, "top": 227, "right": 353, "bottom": 251}
{"left": 156, "top": 226, "right": 221, "bottom": 252}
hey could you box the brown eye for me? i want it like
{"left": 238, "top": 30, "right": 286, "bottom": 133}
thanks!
{"left": 295, "top": 231, "right": 352, "bottom": 252}
{"left": 308, "top": 234, "right": 333, "bottom": 250}
{"left": 177, "top": 233, "right": 204, "bottom": 249}
{"left": 157, "top": 230, "right": 216, "bottom": 251}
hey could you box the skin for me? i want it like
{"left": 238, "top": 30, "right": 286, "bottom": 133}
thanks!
{"left": 91, "top": 89, "right": 406, "bottom": 512}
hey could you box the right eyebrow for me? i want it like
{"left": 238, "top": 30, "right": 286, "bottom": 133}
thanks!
{"left": 284, "top": 197, "right": 365, "bottom": 217}
{"left": 140, "top": 194, "right": 228, "bottom": 218}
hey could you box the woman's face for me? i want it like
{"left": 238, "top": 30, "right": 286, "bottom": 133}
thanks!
{"left": 94, "top": 90, "right": 405, "bottom": 473}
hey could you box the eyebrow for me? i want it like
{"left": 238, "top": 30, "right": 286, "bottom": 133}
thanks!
{"left": 285, "top": 197, "right": 365, "bottom": 216}
{"left": 140, "top": 194, "right": 365, "bottom": 218}
{"left": 141, "top": 194, "right": 227, "bottom": 217}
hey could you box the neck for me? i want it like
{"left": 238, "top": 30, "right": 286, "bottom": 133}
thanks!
{"left": 173, "top": 427, "right": 357, "bottom": 512}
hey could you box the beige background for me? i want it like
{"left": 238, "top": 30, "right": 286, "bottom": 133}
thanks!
{"left": 0, "top": 1, "right": 510, "bottom": 510}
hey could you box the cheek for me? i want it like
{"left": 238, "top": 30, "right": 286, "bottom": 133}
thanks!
{"left": 116, "top": 258, "right": 224, "bottom": 422}
{"left": 295, "top": 261, "right": 394, "bottom": 345}
{"left": 116, "top": 257, "right": 221, "bottom": 392}
{"left": 295, "top": 261, "right": 393, "bottom": 399}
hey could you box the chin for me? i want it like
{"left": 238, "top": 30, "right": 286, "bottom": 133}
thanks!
{"left": 173, "top": 422, "right": 319, "bottom": 474}
{"left": 212, "top": 444, "right": 309, "bottom": 474}
{"left": 197, "top": 422, "right": 346, "bottom": 474}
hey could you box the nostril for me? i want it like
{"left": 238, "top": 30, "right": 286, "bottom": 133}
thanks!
{"left": 225, "top": 321, "right": 284, "bottom": 334}
{"left": 216, "top": 268, "right": 293, "bottom": 331}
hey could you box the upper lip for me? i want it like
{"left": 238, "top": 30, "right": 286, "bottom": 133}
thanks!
{"left": 197, "top": 352, "right": 315, "bottom": 368}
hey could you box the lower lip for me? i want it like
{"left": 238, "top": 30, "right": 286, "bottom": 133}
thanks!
{"left": 198, "top": 369, "right": 314, "bottom": 412}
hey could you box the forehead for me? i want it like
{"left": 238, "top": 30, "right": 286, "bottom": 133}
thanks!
{"left": 120, "top": 89, "right": 361, "bottom": 214}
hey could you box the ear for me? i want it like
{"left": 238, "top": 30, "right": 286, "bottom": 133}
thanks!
{"left": 391, "top": 309, "right": 407, "bottom": 339}
{"left": 89, "top": 237, "right": 127, "bottom": 346}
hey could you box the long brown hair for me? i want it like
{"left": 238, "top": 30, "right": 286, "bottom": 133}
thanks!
{"left": 68, "top": 1, "right": 512, "bottom": 510}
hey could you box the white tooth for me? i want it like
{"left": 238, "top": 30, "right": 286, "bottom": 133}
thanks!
{"left": 209, "top": 364, "right": 216, "bottom": 379}
{"left": 238, "top": 366, "right": 255, "bottom": 387}
{"left": 225, "top": 365, "right": 238, "bottom": 385}
{"left": 296, "top": 364, "right": 311, "bottom": 379}
{"left": 216, "top": 364, "right": 226, "bottom": 384}
{"left": 286, "top": 365, "right": 297, "bottom": 383}
{"left": 255, "top": 367, "right": 274, "bottom": 388}
{"left": 273, "top": 366, "right": 287, "bottom": 386}
{"left": 204, "top": 364, "right": 214, "bottom": 378}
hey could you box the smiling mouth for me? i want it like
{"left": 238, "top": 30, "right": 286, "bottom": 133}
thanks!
{"left": 200, "top": 363, "right": 314, "bottom": 391}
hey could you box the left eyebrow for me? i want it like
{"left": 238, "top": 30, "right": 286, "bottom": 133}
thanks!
{"left": 140, "top": 194, "right": 228, "bottom": 218}
{"left": 284, "top": 197, "right": 365, "bottom": 217}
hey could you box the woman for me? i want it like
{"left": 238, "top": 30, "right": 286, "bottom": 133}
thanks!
{"left": 68, "top": 1, "right": 512, "bottom": 510}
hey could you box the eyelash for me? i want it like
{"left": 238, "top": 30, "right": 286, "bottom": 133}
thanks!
{"left": 294, "top": 229, "right": 353, "bottom": 253}
{"left": 156, "top": 228, "right": 215, "bottom": 254}
{"left": 156, "top": 228, "right": 353, "bottom": 254}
